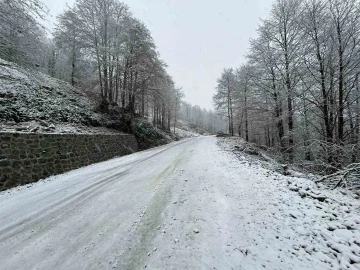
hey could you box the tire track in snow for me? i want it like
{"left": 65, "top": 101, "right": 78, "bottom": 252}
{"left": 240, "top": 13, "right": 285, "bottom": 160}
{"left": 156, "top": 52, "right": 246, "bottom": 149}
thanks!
{"left": 117, "top": 148, "right": 189, "bottom": 270}
{"left": 0, "top": 138, "right": 197, "bottom": 244}
{"left": 0, "top": 170, "right": 128, "bottom": 243}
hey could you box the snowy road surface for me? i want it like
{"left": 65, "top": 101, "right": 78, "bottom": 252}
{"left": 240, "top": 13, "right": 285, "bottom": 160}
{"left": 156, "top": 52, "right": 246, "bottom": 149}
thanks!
{"left": 1, "top": 136, "right": 360, "bottom": 270}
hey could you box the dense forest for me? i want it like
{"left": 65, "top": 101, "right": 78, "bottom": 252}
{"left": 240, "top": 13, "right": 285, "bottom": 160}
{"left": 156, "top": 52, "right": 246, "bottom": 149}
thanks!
{"left": 0, "top": 0, "right": 224, "bottom": 134}
{"left": 214, "top": 0, "right": 360, "bottom": 173}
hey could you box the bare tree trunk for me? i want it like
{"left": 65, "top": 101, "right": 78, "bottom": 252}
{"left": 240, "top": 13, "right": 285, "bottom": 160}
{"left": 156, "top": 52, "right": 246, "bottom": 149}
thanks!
{"left": 174, "top": 97, "right": 178, "bottom": 134}
{"left": 141, "top": 87, "right": 145, "bottom": 117}
{"left": 271, "top": 70, "right": 285, "bottom": 149}
{"left": 356, "top": 74, "right": 360, "bottom": 145}
{"left": 227, "top": 88, "right": 232, "bottom": 135}
{"left": 153, "top": 104, "right": 156, "bottom": 126}
{"left": 167, "top": 107, "right": 171, "bottom": 131}
{"left": 71, "top": 47, "right": 76, "bottom": 86}
{"left": 337, "top": 19, "right": 345, "bottom": 145}
{"left": 122, "top": 68, "right": 127, "bottom": 108}
{"left": 284, "top": 36, "right": 294, "bottom": 160}
{"left": 302, "top": 95, "right": 312, "bottom": 161}
{"left": 244, "top": 85, "right": 249, "bottom": 141}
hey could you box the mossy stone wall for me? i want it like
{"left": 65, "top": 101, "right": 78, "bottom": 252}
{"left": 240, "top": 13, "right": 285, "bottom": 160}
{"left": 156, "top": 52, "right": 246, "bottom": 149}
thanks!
{"left": 0, "top": 132, "right": 138, "bottom": 191}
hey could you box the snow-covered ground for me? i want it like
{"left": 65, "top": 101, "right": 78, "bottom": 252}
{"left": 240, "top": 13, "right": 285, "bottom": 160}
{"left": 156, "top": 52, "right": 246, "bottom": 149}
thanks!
{"left": 0, "top": 58, "right": 128, "bottom": 134}
{"left": 0, "top": 58, "right": 103, "bottom": 126}
{"left": 0, "top": 137, "right": 359, "bottom": 269}
{"left": 0, "top": 121, "right": 124, "bottom": 134}
{"left": 174, "top": 127, "right": 199, "bottom": 139}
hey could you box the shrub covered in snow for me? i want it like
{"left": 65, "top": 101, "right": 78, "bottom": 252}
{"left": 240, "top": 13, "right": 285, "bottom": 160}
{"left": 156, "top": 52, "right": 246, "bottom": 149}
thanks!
{"left": 132, "top": 118, "right": 171, "bottom": 150}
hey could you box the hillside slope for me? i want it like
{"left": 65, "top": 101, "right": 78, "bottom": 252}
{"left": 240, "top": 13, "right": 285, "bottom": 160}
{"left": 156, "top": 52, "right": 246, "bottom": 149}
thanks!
{"left": 0, "top": 58, "right": 202, "bottom": 148}
{"left": 0, "top": 58, "right": 126, "bottom": 134}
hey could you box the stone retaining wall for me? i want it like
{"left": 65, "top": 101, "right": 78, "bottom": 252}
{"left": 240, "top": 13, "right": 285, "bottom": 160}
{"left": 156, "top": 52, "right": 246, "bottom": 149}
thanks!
{"left": 0, "top": 132, "right": 138, "bottom": 191}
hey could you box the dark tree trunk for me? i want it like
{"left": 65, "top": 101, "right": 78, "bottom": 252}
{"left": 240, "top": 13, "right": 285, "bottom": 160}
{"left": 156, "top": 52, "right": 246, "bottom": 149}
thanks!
{"left": 244, "top": 86, "right": 249, "bottom": 142}
{"left": 337, "top": 21, "right": 345, "bottom": 145}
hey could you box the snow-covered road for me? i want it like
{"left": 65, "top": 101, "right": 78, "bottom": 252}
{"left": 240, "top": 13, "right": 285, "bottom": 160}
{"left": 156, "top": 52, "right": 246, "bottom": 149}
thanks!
{"left": 0, "top": 136, "right": 359, "bottom": 270}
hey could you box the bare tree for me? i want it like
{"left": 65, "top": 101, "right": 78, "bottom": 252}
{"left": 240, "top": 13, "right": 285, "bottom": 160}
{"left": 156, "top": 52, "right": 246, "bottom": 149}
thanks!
{"left": 0, "top": 0, "right": 48, "bottom": 66}
{"left": 213, "top": 68, "right": 237, "bottom": 136}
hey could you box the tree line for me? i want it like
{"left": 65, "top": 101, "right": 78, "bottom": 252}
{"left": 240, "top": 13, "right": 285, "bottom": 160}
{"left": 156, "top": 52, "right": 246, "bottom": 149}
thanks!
{"left": 214, "top": 0, "right": 360, "bottom": 170}
{"left": 0, "top": 0, "right": 224, "bottom": 134}
{"left": 181, "top": 102, "right": 227, "bottom": 134}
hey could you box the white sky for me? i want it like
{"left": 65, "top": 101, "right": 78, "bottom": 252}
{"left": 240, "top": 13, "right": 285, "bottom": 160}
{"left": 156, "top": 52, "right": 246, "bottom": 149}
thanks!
{"left": 43, "top": 0, "right": 274, "bottom": 110}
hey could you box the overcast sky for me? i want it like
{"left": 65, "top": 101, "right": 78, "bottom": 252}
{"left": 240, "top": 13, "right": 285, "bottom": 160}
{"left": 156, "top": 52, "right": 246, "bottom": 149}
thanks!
{"left": 42, "top": 0, "right": 274, "bottom": 110}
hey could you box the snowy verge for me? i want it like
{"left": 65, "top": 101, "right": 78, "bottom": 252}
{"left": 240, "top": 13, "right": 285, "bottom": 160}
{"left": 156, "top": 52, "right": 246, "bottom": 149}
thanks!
{"left": 218, "top": 137, "right": 360, "bottom": 269}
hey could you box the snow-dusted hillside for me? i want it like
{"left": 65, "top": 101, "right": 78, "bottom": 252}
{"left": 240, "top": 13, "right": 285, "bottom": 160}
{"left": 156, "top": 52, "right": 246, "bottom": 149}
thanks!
{"left": 173, "top": 119, "right": 204, "bottom": 139}
{"left": 0, "top": 58, "right": 123, "bottom": 134}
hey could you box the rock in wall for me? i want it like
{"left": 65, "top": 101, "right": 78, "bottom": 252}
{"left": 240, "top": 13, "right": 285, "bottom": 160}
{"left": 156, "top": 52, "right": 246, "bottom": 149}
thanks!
{"left": 0, "top": 132, "right": 138, "bottom": 191}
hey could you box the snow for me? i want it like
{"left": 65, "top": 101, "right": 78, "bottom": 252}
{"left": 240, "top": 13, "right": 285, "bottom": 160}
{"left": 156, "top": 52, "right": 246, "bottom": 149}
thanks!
{"left": 0, "top": 136, "right": 359, "bottom": 269}
{"left": 173, "top": 119, "right": 205, "bottom": 139}
{"left": 0, "top": 58, "right": 120, "bottom": 133}
{"left": 0, "top": 121, "right": 124, "bottom": 135}
{"left": 174, "top": 127, "right": 199, "bottom": 139}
